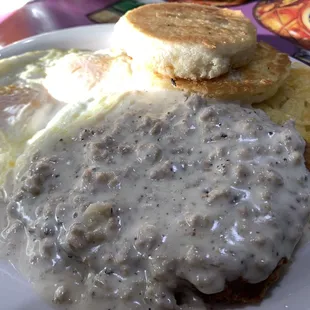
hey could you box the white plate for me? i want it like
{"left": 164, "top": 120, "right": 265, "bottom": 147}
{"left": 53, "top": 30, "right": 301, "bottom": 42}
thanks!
{"left": 0, "top": 24, "right": 115, "bottom": 58}
{"left": 0, "top": 25, "right": 310, "bottom": 310}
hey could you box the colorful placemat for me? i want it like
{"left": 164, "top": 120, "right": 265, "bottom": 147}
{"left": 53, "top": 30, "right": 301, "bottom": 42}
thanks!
{"left": 0, "top": 0, "right": 309, "bottom": 65}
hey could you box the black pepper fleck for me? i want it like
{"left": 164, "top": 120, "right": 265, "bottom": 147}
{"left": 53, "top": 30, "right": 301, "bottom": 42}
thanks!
{"left": 104, "top": 268, "right": 114, "bottom": 275}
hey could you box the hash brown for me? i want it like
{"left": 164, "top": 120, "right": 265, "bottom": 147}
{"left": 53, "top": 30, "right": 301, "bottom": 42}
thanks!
{"left": 254, "top": 63, "right": 310, "bottom": 142}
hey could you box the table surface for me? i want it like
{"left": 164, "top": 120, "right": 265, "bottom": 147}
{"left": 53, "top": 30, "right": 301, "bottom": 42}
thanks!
{"left": 0, "top": 0, "right": 309, "bottom": 65}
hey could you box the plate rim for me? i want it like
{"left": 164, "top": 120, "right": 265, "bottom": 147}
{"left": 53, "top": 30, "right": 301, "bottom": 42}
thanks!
{"left": 0, "top": 24, "right": 115, "bottom": 59}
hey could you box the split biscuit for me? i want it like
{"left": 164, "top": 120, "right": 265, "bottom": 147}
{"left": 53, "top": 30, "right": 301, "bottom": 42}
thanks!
{"left": 113, "top": 3, "right": 257, "bottom": 80}
{"left": 139, "top": 42, "right": 290, "bottom": 104}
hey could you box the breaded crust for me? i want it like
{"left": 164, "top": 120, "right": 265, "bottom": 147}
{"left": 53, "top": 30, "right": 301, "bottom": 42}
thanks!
{"left": 202, "top": 258, "right": 288, "bottom": 303}
{"left": 113, "top": 3, "right": 257, "bottom": 80}
{"left": 306, "top": 143, "right": 310, "bottom": 170}
{"left": 144, "top": 42, "right": 290, "bottom": 104}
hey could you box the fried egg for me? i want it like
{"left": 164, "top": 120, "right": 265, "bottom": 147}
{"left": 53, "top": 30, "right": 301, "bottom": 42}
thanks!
{"left": 0, "top": 51, "right": 68, "bottom": 185}
{"left": 28, "top": 50, "right": 133, "bottom": 144}
{"left": 0, "top": 49, "right": 133, "bottom": 187}
{"left": 43, "top": 50, "right": 133, "bottom": 103}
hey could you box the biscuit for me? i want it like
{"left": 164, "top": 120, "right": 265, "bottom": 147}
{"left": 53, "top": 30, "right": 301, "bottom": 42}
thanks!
{"left": 139, "top": 42, "right": 290, "bottom": 104}
{"left": 113, "top": 3, "right": 257, "bottom": 80}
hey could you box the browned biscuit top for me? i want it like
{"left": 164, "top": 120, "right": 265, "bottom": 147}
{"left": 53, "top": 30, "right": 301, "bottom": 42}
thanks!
{"left": 124, "top": 3, "right": 256, "bottom": 48}
{"left": 167, "top": 0, "right": 249, "bottom": 6}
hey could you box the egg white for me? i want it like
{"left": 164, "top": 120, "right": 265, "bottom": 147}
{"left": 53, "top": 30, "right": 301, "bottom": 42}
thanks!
{"left": 0, "top": 49, "right": 134, "bottom": 187}
{"left": 43, "top": 49, "right": 133, "bottom": 103}
{"left": 0, "top": 50, "right": 69, "bottom": 184}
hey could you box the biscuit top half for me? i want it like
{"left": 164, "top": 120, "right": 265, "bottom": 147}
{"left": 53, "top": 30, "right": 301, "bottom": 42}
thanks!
{"left": 124, "top": 3, "right": 257, "bottom": 49}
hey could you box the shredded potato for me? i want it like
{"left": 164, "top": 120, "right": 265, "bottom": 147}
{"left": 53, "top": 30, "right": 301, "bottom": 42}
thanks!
{"left": 254, "top": 64, "right": 310, "bottom": 142}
